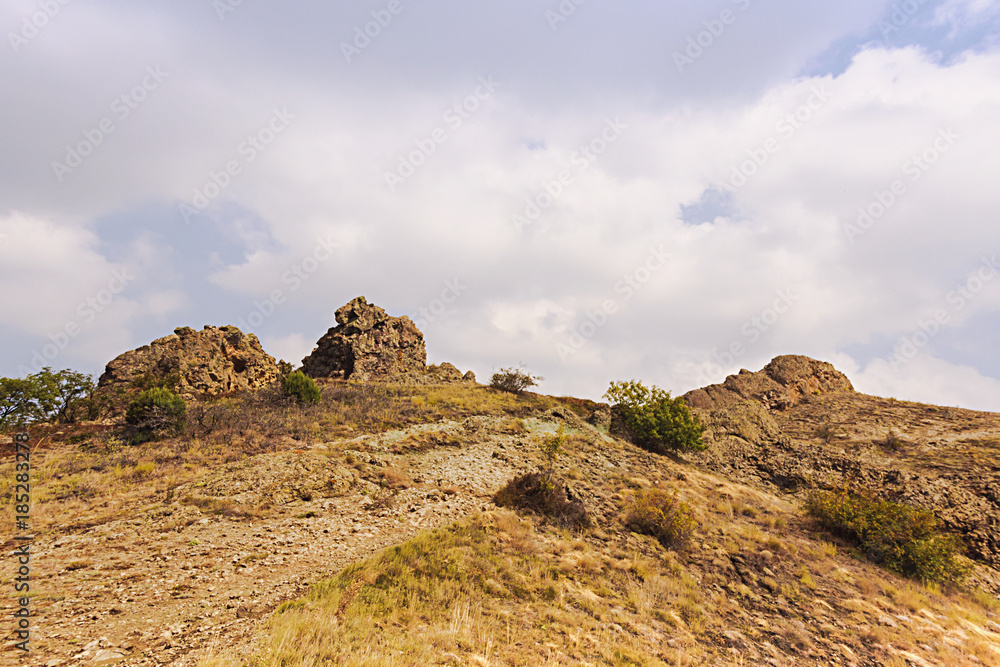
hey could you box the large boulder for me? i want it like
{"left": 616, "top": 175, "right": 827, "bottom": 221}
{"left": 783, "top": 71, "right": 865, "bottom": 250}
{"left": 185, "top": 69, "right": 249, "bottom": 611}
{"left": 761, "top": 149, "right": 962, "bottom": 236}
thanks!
{"left": 684, "top": 354, "right": 854, "bottom": 412}
{"left": 301, "top": 297, "right": 427, "bottom": 381}
{"left": 97, "top": 325, "right": 282, "bottom": 398}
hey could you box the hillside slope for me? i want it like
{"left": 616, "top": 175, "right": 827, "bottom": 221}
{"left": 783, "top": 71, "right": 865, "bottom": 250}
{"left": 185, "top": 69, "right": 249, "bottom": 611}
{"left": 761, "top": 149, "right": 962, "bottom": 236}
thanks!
{"left": 2, "top": 374, "right": 999, "bottom": 666}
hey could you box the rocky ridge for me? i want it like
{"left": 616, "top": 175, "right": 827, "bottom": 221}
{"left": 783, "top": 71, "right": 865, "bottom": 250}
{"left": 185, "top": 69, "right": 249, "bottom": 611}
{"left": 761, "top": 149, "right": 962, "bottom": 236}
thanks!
{"left": 97, "top": 326, "right": 281, "bottom": 399}
{"left": 684, "top": 355, "right": 1000, "bottom": 571}
{"left": 301, "top": 297, "right": 427, "bottom": 381}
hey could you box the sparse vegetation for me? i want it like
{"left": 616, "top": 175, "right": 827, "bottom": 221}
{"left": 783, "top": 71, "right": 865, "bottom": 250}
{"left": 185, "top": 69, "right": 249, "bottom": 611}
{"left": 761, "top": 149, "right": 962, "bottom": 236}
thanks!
{"left": 125, "top": 387, "right": 187, "bottom": 444}
{"left": 815, "top": 422, "right": 836, "bottom": 443}
{"left": 604, "top": 380, "right": 706, "bottom": 453}
{"left": 494, "top": 472, "right": 589, "bottom": 529}
{"left": 489, "top": 366, "right": 543, "bottom": 395}
{"left": 805, "top": 487, "right": 969, "bottom": 583}
{"left": 625, "top": 487, "right": 696, "bottom": 548}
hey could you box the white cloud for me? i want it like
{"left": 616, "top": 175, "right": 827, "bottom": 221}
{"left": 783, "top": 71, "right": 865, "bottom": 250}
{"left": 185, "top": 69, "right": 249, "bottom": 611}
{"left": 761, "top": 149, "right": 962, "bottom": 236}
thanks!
{"left": 261, "top": 332, "right": 314, "bottom": 367}
{"left": 853, "top": 354, "right": 1000, "bottom": 412}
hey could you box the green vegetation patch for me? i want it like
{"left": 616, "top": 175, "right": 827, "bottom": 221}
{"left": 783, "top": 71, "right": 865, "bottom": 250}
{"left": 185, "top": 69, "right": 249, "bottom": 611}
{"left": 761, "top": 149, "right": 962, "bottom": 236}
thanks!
{"left": 805, "top": 488, "right": 969, "bottom": 583}
{"left": 604, "top": 380, "right": 706, "bottom": 453}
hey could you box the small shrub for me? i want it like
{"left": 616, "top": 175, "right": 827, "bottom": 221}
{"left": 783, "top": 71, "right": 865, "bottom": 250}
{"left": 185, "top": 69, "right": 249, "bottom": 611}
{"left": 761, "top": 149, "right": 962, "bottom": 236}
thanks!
{"left": 494, "top": 472, "right": 589, "bottom": 529}
{"left": 604, "top": 380, "right": 705, "bottom": 453}
{"left": 125, "top": 388, "right": 186, "bottom": 443}
{"left": 625, "top": 488, "right": 696, "bottom": 548}
{"left": 815, "top": 423, "right": 836, "bottom": 444}
{"left": 283, "top": 371, "right": 321, "bottom": 404}
{"left": 539, "top": 426, "right": 565, "bottom": 490}
{"left": 490, "top": 367, "right": 543, "bottom": 395}
{"left": 878, "top": 430, "right": 903, "bottom": 451}
{"left": 805, "top": 488, "right": 968, "bottom": 583}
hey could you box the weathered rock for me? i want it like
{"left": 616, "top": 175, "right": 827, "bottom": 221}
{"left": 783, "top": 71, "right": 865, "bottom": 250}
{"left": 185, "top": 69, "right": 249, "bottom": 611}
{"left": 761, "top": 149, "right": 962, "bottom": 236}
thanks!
{"left": 426, "top": 362, "right": 464, "bottom": 382}
{"left": 684, "top": 354, "right": 854, "bottom": 411}
{"left": 97, "top": 325, "right": 281, "bottom": 398}
{"left": 301, "top": 297, "right": 426, "bottom": 381}
{"left": 589, "top": 403, "right": 612, "bottom": 429}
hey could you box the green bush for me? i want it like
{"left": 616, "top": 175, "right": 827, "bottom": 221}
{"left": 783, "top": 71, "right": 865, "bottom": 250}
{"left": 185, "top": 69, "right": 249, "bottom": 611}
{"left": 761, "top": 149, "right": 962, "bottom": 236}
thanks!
{"left": 805, "top": 488, "right": 968, "bottom": 583}
{"left": 283, "top": 371, "right": 321, "bottom": 404}
{"left": 490, "top": 367, "right": 543, "bottom": 395}
{"left": 125, "top": 388, "right": 186, "bottom": 443}
{"left": 604, "top": 380, "right": 705, "bottom": 453}
{"left": 625, "top": 488, "right": 696, "bottom": 548}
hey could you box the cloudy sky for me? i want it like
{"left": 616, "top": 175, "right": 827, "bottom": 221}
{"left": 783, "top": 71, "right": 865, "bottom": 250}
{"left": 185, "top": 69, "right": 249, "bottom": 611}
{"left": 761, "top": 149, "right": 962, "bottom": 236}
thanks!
{"left": 2, "top": 0, "right": 999, "bottom": 410}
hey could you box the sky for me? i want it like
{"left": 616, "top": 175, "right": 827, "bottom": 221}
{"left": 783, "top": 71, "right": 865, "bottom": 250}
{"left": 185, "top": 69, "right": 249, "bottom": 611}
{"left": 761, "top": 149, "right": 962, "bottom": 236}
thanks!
{"left": 1, "top": 0, "right": 999, "bottom": 410}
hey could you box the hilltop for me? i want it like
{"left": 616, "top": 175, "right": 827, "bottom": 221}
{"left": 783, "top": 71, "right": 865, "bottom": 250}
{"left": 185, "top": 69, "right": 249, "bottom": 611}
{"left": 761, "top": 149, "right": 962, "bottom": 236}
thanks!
{"left": 2, "top": 299, "right": 999, "bottom": 666}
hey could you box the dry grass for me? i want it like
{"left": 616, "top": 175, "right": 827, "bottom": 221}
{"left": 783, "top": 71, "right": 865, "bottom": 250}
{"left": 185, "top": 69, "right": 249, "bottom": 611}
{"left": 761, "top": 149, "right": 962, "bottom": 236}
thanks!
{"left": 211, "top": 512, "right": 701, "bottom": 666}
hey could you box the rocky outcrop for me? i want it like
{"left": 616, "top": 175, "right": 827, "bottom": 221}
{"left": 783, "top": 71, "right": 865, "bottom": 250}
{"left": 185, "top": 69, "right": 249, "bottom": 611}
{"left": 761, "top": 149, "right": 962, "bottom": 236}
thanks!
{"left": 684, "top": 354, "right": 854, "bottom": 411}
{"left": 301, "top": 297, "right": 427, "bottom": 381}
{"left": 97, "top": 325, "right": 281, "bottom": 398}
{"left": 682, "top": 355, "right": 1000, "bottom": 569}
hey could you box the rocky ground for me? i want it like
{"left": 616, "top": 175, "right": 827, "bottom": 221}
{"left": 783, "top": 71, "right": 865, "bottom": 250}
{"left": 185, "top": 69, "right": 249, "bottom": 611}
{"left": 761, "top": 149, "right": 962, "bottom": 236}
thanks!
{"left": 2, "top": 415, "right": 553, "bottom": 667}
{"left": 4, "top": 360, "right": 1000, "bottom": 665}
{"left": 686, "top": 356, "right": 1000, "bottom": 584}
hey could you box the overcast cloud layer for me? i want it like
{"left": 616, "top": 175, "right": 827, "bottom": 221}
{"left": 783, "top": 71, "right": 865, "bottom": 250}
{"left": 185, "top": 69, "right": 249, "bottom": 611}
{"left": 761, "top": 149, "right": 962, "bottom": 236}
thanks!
{"left": 2, "top": 0, "right": 999, "bottom": 410}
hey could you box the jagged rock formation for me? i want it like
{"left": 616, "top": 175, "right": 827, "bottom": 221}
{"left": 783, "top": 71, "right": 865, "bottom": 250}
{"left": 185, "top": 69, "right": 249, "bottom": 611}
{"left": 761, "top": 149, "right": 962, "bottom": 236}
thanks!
{"left": 684, "top": 354, "right": 854, "bottom": 411}
{"left": 97, "top": 325, "right": 281, "bottom": 397}
{"left": 683, "top": 355, "right": 1000, "bottom": 568}
{"left": 301, "top": 297, "right": 427, "bottom": 381}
